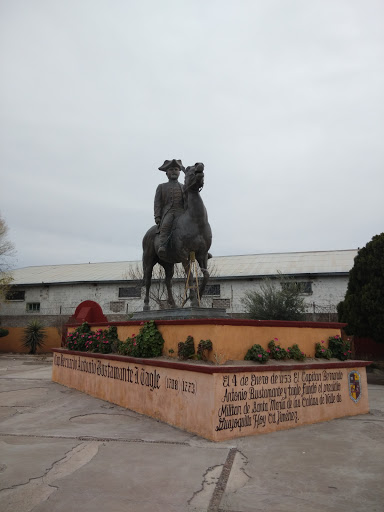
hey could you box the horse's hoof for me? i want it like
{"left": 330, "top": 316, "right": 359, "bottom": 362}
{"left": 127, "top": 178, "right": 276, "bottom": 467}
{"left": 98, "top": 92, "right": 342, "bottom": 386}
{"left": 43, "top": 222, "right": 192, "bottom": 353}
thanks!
{"left": 143, "top": 304, "right": 150, "bottom": 311}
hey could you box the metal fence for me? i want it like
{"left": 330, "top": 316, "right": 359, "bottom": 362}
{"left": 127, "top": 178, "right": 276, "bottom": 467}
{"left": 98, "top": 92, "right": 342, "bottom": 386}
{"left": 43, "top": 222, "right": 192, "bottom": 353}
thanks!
{"left": 306, "top": 302, "right": 339, "bottom": 322}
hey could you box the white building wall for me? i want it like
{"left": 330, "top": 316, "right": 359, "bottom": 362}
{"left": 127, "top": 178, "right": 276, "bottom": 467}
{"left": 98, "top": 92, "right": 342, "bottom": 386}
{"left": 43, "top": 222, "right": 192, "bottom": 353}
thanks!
{"left": 1, "top": 275, "right": 349, "bottom": 317}
{"left": 311, "top": 276, "right": 348, "bottom": 308}
{"left": 204, "top": 276, "right": 349, "bottom": 314}
{"left": 1, "top": 283, "right": 143, "bottom": 317}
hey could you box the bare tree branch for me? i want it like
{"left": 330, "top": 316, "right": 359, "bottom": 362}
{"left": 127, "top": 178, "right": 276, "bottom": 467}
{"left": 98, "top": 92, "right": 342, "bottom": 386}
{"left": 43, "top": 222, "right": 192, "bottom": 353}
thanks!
{"left": 0, "top": 213, "right": 16, "bottom": 303}
{"left": 123, "top": 260, "right": 218, "bottom": 309}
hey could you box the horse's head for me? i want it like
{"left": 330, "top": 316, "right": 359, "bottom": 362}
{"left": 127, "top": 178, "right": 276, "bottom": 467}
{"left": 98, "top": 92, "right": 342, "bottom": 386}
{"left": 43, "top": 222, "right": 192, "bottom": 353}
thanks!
{"left": 183, "top": 162, "right": 205, "bottom": 191}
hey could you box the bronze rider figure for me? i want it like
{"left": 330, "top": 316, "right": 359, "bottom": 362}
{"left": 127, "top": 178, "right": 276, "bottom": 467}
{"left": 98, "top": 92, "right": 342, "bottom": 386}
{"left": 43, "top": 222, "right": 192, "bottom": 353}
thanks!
{"left": 154, "top": 159, "right": 185, "bottom": 259}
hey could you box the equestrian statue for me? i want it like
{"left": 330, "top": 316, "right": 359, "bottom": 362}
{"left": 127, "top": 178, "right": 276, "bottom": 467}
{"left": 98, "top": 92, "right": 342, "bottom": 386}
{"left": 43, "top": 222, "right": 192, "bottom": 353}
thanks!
{"left": 142, "top": 159, "right": 212, "bottom": 310}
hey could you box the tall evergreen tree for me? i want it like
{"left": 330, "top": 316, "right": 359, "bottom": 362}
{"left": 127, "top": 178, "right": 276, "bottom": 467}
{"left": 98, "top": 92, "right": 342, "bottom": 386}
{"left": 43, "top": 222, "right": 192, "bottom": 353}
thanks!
{"left": 338, "top": 233, "right": 384, "bottom": 343}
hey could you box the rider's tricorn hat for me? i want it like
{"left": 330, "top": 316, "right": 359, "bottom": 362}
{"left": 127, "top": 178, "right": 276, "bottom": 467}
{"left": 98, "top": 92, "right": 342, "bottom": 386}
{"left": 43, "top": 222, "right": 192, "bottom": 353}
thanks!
{"left": 158, "top": 159, "right": 184, "bottom": 171}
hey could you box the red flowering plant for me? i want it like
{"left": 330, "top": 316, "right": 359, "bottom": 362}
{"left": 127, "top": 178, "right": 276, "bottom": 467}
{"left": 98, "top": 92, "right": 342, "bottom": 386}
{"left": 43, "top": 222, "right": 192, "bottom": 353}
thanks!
{"left": 116, "top": 333, "right": 138, "bottom": 357}
{"left": 328, "top": 335, "right": 352, "bottom": 361}
{"left": 65, "top": 323, "right": 118, "bottom": 354}
{"left": 268, "top": 338, "right": 288, "bottom": 360}
{"left": 267, "top": 338, "right": 305, "bottom": 361}
{"left": 315, "top": 335, "right": 352, "bottom": 360}
{"left": 65, "top": 322, "right": 91, "bottom": 351}
{"left": 315, "top": 340, "right": 332, "bottom": 360}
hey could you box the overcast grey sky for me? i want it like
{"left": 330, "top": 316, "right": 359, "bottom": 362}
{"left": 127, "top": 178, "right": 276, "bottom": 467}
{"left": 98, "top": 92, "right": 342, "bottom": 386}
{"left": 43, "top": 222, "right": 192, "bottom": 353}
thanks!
{"left": 1, "top": 0, "right": 383, "bottom": 269}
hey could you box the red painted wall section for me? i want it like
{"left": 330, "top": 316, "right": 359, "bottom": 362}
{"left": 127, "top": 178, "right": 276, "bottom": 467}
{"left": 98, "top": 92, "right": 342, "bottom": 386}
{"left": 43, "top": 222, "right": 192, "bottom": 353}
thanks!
{"left": 69, "top": 300, "right": 108, "bottom": 325}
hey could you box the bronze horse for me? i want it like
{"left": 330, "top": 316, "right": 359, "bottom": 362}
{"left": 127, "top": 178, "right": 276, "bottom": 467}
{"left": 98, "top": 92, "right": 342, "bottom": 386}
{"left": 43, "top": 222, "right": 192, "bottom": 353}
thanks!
{"left": 142, "top": 163, "right": 212, "bottom": 310}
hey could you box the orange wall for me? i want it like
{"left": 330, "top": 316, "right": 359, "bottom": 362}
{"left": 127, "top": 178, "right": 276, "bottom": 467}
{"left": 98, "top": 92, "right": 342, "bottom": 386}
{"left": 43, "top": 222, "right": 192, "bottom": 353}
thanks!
{"left": 84, "top": 323, "right": 343, "bottom": 361}
{"left": 159, "top": 324, "right": 341, "bottom": 361}
{"left": 0, "top": 327, "right": 62, "bottom": 353}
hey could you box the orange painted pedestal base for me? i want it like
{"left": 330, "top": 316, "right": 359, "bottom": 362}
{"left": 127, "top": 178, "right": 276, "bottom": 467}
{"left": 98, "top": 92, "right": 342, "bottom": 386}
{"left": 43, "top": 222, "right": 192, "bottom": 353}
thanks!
{"left": 52, "top": 349, "right": 370, "bottom": 441}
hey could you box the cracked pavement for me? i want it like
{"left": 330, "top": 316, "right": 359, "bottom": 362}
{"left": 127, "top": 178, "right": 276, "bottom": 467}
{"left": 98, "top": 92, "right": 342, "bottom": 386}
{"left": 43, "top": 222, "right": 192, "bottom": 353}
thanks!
{"left": 0, "top": 354, "right": 383, "bottom": 512}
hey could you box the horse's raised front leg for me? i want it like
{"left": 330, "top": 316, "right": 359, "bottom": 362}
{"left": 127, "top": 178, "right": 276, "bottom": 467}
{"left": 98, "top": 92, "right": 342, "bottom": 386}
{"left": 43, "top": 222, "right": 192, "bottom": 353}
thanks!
{"left": 197, "top": 254, "right": 210, "bottom": 299}
{"left": 163, "top": 263, "right": 176, "bottom": 308}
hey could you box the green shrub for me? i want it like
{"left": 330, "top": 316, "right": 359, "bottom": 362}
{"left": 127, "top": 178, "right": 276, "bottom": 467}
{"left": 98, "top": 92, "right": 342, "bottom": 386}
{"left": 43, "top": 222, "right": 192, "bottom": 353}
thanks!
{"left": 178, "top": 335, "right": 195, "bottom": 360}
{"left": 134, "top": 321, "right": 164, "bottom": 358}
{"left": 287, "top": 343, "right": 306, "bottom": 361}
{"left": 197, "top": 339, "right": 213, "bottom": 361}
{"left": 115, "top": 322, "right": 164, "bottom": 358}
{"left": 75, "top": 322, "right": 91, "bottom": 334}
{"left": 241, "top": 274, "right": 306, "bottom": 321}
{"left": 104, "top": 325, "right": 118, "bottom": 343}
{"left": 245, "top": 344, "right": 269, "bottom": 364}
{"left": 22, "top": 320, "right": 47, "bottom": 354}
{"left": 0, "top": 328, "right": 9, "bottom": 338}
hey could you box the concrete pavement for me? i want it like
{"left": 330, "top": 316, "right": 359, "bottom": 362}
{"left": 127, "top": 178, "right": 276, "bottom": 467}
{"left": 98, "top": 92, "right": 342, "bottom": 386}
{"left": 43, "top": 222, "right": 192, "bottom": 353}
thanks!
{"left": 0, "top": 354, "right": 383, "bottom": 512}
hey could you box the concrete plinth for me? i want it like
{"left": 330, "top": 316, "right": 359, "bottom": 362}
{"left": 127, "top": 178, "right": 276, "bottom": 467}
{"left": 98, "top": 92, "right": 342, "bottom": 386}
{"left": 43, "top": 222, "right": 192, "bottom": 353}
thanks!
{"left": 52, "top": 349, "right": 370, "bottom": 441}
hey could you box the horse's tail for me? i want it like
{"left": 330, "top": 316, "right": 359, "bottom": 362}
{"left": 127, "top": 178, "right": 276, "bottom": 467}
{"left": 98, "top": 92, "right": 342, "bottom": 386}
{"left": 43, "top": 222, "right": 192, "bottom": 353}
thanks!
{"left": 142, "top": 225, "right": 158, "bottom": 272}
